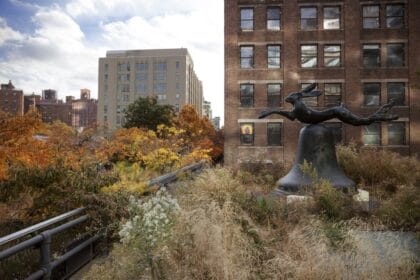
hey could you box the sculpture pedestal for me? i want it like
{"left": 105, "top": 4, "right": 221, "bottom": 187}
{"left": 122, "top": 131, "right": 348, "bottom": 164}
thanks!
{"left": 278, "top": 124, "right": 355, "bottom": 193}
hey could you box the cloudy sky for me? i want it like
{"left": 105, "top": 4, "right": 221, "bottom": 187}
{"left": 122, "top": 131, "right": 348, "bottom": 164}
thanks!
{"left": 0, "top": 0, "right": 224, "bottom": 121}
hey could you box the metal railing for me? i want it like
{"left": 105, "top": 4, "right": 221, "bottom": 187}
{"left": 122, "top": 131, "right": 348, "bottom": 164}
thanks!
{"left": 0, "top": 161, "right": 206, "bottom": 279}
{"left": 0, "top": 208, "right": 101, "bottom": 280}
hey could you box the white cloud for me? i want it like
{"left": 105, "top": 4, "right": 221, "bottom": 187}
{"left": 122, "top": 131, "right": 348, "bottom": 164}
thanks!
{"left": 0, "top": 17, "right": 25, "bottom": 46}
{"left": 1, "top": 0, "right": 225, "bottom": 121}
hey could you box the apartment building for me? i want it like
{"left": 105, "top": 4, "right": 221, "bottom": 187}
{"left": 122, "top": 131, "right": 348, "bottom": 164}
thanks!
{"left": 225, "top": 0, "right": 420, "bottom": 167}
{"left": 71, "top": 89, "right": 98, "bottom": 130}
{"left": 98, "top": 48, "right": 203, "bottom": 130}
{"left": 0, "top": 80, "right": 24, "bottom": 116}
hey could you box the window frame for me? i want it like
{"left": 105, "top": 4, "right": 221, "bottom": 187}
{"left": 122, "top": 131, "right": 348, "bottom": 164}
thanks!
{"left": 362, "top": 5, "right": 380, "bottom": 29}
{"left": 267, "top": 6, "right": 281, "bottom": 30}
{"left": 267, "top": 45, "right": 281, "bottom": 69}
{"left": 267, "top": 122, "right": 282, "bottom": 146}
{"left": 240, "top": 8, "right": 254, "bottom": 31}
{"left": 386, "top": 4, "right": 405, "bottom": 28}
{"left": 323, "top": 6, "right": 341, "bottom": 30}
{"left": 388, "top": 122, "right": 406, "bottom": 146}
{"left": 363, "top": 44, "right": 381, "bottom": 68}
{"left": 386, "top": 43, "right": 405, "bottom": 67}
{"left": 240, "top": 45, "right": 254, "bottom": 69}
{"left": 300, "top": 6, "right": 318, "bottom": 30}
{"left": 387, "top": 82, "right": 405, "bottom": 106}
{"left": 324, "top": 45, "right": 341, "bottom": 67}
{"left": 267, "top": 83, "right": 282, "bottom": 108}
{"left": 324, "top": 83, "right": 342, "bottom": 107}
{"left": 301, "top": 45, "right": 318, "bottom": 68}
{"left": 240, "top": 83, "right": 254, "bottom": 107}
{"left": 240, "top": 123, "right": 254, "bottom": 145}
{"left": 363, "top": 83, "right": 381, "bottom": 106}
{"left": 363, "top": 123, "right": 381, "bottom": 146}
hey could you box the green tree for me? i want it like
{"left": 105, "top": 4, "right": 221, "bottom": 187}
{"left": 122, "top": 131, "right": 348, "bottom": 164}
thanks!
{"left": 124, "top": 97, "right": 174, "bottom": 130}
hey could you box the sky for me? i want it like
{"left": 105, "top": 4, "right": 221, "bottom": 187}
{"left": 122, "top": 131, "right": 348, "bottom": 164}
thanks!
{"left": 0, "top": 0, "right": 224, "bottom": 122}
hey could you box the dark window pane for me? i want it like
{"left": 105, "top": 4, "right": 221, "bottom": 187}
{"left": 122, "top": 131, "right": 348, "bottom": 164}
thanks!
{"left": 387, "top": 83, "right": 405, "bottom": 105}
{"left": 324, "top": 7, "right": 340, "bottom": 29}
{"left": 363, "top": 6, "right": 379, "bottom": 28}
{"left": 387, "top": 44, "right": 405, "bottom": 67}
{"left": 363, "top": 83, "right": 380, "bottom": 106}
{"left": 240, "top": 123, "right": 254, "bottom": 145}
{"left": 267, "top": 84, "right": 281, "bottom": 107}
{"left": 386, "top": 5, "right": 404, "bottom": 28}
{"left": 301, "top": 7, "right": 317, "bottom": 30}
{"left": 267, "top": 45, "right": 281, "bottom": 68}
{"left": 240, "top": 46, "right": 254, "bottom": 69}
{"left": 240, "top": 84, "right": 254, "bottom": 107}
{"left": 324, "top": 83, "right": 342, "bottom": 107}
{"left": 388, "top": 122, "right": 405, "bottom": 145}
{"left": 267, "top": 123, "right": 282, "bottom": 146}
{"left": 363, "top": 44, "right": 380, "bottom": 68}
{"left": 241, "top": 8, "right": 253, "bottom": 30}
{"left": 267, "top": 7, "right": 281, "bottom": 30}
{"left": 363, "top": 123, "right": 381, "bottom": 145}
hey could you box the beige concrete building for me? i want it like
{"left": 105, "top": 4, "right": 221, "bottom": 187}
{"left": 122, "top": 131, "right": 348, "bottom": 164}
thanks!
{"left": 225, "top": 0, "right": 420, "bottom": 167}
{"left": 98, "top": 48, "right": 203, "bottom": 130}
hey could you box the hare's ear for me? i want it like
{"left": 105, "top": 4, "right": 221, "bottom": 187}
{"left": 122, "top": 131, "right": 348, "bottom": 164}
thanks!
{"left": 301, "top": 90, "right": 322, "bottom": 98}
{"left": 302, "top": 83, "right": 317, "bottom": 93}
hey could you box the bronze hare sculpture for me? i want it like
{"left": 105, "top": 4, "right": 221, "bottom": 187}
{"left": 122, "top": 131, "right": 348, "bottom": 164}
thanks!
{"left": 258, "top": 83, "right": 398, "bottom": 125}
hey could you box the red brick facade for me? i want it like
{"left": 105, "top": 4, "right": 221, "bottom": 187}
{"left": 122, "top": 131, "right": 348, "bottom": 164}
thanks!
{"left": 225, "top": 0, "right": 420, "bottom": 167}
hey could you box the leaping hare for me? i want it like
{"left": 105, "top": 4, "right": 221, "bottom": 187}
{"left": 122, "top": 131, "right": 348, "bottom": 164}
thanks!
{"left": 258, "top": 83, "right": 398, "bottom": 126}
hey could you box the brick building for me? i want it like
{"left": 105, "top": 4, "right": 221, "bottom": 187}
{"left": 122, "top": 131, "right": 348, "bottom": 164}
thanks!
{"left": 225, "top": 0, "right": 420, "bottom": 167}
{"left": 71, "top": 89, "right": 98, "bottom": 130}
{"left": 0, "top": 80, "right": 24, "bottom": 116}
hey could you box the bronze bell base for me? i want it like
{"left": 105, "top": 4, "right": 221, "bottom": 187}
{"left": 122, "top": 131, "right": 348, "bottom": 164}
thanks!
{"left": 278, "top": 124, "right": 355, "bottom": 193}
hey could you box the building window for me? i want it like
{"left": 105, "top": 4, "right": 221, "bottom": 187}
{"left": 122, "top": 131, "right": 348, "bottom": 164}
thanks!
{"left": 136, "top": 73, "right": 148, "bottom": 81}
{"left": 176, "top": 61, "right": 180, "bottom": 69}
{"left": 118, "top": 63, "right": 130, "bottom": 72}
{"left": 386, "top": 4, "right": 404, "bottom": 28}
{"left": 324, "top": 45, "right": 341, "bottom": 67}
{"left": 240, "top": 8, "right": 253, "bottom": 31}
{"left": 154, "top": 62, "right": 167, "bottom": 71}
{"left": 154, "top": 72, "right": 166, "bottom": 81}
{"left": 123, "top": 94, "right": 130, "bottom": 102}
{"left": 363, "top": 44, "right": 380, "bottom": 68}
{"left": 363, "top": 5, "right": 380, "bottom": 29}
{"left": 267, "top": 45, "right": 281, "bottom": 68}
{"left": 154, "top": 83, "right": 167, "bottom": 94}
{"left": 363, "top": 83, "right": 380, "bottom": 106}
{"left": 300, "top": 7, "right": 317, "bottom": 30}
{"left": 301, "top": 83, "right": 318, "bottom": 106}
{"left": 388, "top": 122, "right": 405, "bottom": 145}
{"left": 267, "top": 123, "right": 282, "bottom": 146}
{"left": 267, "top": 7, "right": 281, "bottom": 30}
{"left": 104, "top": 64, "right": 108, "bottom": 72}
{"left": 136, "top": 63, "right": 148, "bottom": 71}
{"left": 387, "top": 83, "right": 405, "bottom": 106}
{"left": 240, "top": 123, "right": 254, "bottom": 145}
{"left": 363, "top": 123, "right": 381, "bottom": 145}
{"left": 325, "top": 122, "right": 343, "bottom": 144}
{"left": 104, "top": 74, "right": 108, "bottom": 80}
{"left": 267, "top": 83, "right": 281, "bottom": 107}
{"left": 240, "top": 83, "right": 254, "bottom": 107}
{"left": 118, "top": 84, "right": 130, "bottom": 93}
{"left": 136, "top": 83, "right": 148, "bottom": 94}
{"left": 240, "top": 46, "right": 254, "bottom": 69}
{"left": 104, "top": 105, "right": 108, "bottom": 114}
{"left": 323, "top": 6, "right": 340, "bottom": 29}
{"left": 387, "top": 43, "right": 405, "bottom": 67}
{"left": 324, "top": 83, "right": 342, "bottom": 107}
{"left": 301, "top": 45, "right": 317, "bottom": 68}
{"left": 157, "top": 94, "right": 167, "bottom": 100}
{"left": 118, "top": 74, "right": 130, "bottom": 81}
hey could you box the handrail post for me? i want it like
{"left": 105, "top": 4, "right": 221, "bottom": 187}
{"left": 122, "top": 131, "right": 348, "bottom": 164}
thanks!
{"left": 40, "top": 231, "right": 52, "bottom": 280}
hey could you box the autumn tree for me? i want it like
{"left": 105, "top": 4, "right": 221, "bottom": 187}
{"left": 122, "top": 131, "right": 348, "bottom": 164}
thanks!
{"left": 124, "top": 97, "right": 174, "bottom": 131}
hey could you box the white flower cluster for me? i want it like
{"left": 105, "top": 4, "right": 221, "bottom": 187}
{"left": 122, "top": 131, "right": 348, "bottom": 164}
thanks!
{"left": 119, "top": 187, "right": 180, "bottom": 246}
